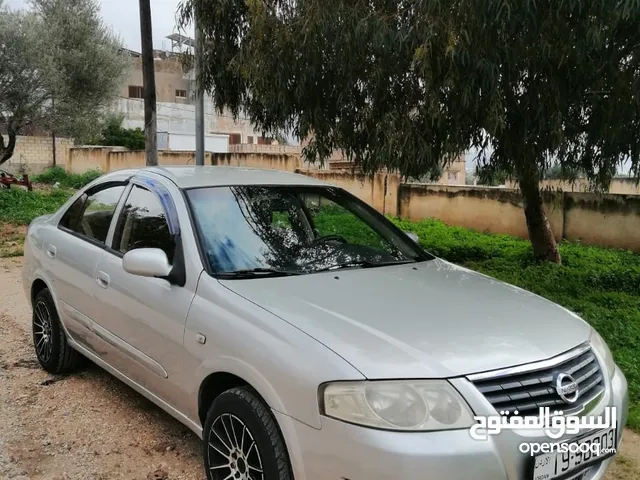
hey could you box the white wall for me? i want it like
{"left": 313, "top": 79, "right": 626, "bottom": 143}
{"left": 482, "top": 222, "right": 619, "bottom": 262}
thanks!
{"left": 157, "top": 131, "right": 229, "bottom": 153}
{"left": 114, "top": 98, "right": 260, "bottom": 141}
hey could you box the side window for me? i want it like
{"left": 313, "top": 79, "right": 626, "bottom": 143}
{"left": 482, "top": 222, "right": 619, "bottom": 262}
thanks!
{"left": 59, "top": 193, "right": 87, "bottom": 231}
{"left": 112, "top": 186, "right": 175, "bottom": 263}
{"left": 61, "top": 186, "right": 125, "bottom": 244}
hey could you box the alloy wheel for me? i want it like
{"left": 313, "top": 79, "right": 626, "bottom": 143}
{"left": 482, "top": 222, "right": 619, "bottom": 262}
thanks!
{"left": 33, "top": 300, "right": 54, "bottom": 363}
{"left": 207, "top": 413, "right": 264, "bottom": 480}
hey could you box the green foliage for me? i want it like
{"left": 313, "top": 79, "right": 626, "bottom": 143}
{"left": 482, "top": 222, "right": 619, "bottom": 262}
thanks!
{"left": 179, "top": 0, "right": 640, "bottom": 183}
{"left": 0, "top": 188, "right": 73, "bottom": 225}
{"left": 96, "top": 115, "right": 145, "bottom": 150}
{"left": 180, "top": 0, "right": 640, "bottom": 261}
{"left": 0, "top": 0, "right": 129, "bottom": 163}
{"left": 33, "top": 167, "right": 102, "bottom": 189}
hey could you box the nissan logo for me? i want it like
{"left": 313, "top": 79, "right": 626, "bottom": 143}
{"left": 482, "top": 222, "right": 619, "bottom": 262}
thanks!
{"left": 555, "top": 373, "right": 580, "bottom": 404}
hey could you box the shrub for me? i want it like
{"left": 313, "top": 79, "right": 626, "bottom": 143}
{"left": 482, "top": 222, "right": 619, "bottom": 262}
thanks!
{"left": 33, "top": 167, "right": 102, "bottom": 189}
{"left": 97, "top": 115, "right": 145, "bottom": 150}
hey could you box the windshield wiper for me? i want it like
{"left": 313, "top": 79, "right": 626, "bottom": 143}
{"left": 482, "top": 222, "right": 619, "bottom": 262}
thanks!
{"left": 215, "top": 268, "right": 301, "bottom": 279}
{"left": 314, "top": 259, "right": 417, "bottom": 273}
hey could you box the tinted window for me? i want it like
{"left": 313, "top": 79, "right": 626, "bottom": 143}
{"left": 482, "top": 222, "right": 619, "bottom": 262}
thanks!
{"left": 187, "top": 186, "right": 430, "bottom": 275}
{"left": 65, "top": 186, "right": 125, "bottom": 244}
{"left": 59, "top": 194, "right": 87, "bottom": 230}
{"left": 112, "top": 186, "right": 175, "bottom": 263}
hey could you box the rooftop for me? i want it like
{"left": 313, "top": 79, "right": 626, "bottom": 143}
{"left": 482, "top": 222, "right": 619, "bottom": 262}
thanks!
{"left": 143, "top": 166, "right": 330, "bottom": 189}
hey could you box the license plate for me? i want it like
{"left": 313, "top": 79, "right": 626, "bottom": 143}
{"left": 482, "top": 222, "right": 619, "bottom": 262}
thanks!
{"left": 532, "top": 428, "right": 617, "bottom": 480}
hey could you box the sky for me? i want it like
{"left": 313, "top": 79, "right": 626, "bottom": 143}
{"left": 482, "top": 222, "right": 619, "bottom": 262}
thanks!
{"left": 5, "top": 0, "right": 191, "bottom": 53}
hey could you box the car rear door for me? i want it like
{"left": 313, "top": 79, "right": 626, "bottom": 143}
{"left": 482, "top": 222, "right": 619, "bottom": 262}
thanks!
{"left": 90, "top": 176, "right": 197, "bottom": 413}
{"left": 48, "top": 182, "right": 128, "bottom": 354}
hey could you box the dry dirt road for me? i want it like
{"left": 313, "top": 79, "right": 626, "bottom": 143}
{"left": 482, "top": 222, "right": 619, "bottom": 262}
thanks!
{"left": 1, "top": 256, "right": 640, "bottom": 480}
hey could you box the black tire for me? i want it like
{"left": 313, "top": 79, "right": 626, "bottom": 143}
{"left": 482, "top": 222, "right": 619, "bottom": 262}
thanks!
{"left": 203, "top": 386, "right": 293, "bottom": 480}
{"left": 32, "top": 288, "right": 83, "bottom": 374}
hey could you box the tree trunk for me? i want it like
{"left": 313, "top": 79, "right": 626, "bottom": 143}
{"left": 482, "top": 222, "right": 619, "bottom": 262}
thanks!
{"left": 139, "top": 0, "right": 158, "bottom": 166}
{"left": 518, "top": 174, "right": 561, "bottom": 264}
{"left": 0, "top": 128, "right": 17, "bottom": 166}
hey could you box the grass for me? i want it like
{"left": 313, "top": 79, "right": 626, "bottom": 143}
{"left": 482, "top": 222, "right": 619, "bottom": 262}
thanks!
{"left": 0, "top": 188, "right": 74, "bottom": 225}
{"left": 32, "top": 167, "right": 101, "bottom": 190}
{"left": 0, "top": 223, "right": 26, "bottom": 258}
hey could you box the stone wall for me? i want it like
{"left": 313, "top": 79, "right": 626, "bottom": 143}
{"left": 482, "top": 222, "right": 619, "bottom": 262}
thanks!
{"left": 2, "top": 135, "right": 74, "bottom": 175}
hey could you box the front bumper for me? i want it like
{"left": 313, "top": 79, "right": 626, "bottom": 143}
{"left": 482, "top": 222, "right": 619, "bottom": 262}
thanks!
{"left": 277, "top": 365, "right": 628, "bottom": 480}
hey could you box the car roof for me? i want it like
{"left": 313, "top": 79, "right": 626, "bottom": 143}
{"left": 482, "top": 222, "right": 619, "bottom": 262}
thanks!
{"left": 128, "top": 165, "right": 332, "bottom": 189}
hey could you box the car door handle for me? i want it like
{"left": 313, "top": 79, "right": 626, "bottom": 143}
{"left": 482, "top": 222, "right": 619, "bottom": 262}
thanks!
{"left": 96, "top": 271, "right": 110, "bottom": 288}
{"left": 46, "top": 245, "right": 56, "bottom": 259}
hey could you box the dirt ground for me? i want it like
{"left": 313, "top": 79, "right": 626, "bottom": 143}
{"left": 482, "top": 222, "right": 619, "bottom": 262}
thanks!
{"left": 1, "top": 256, "right": 640, "bottom": 480}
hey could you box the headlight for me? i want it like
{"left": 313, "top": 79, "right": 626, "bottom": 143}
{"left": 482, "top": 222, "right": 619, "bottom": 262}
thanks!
{"left": 590, "top": 329, "right": 616, "bottom": 375}
{"left": 321, "top": 380, "right": 475, "bottom": 431}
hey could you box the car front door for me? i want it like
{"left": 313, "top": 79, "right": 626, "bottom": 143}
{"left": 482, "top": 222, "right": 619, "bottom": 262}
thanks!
{"left": 91, "top": 177, "right": 196, "bottom": 412}
{"left": 48, "top": 182, "right": 128, "bottom": 356}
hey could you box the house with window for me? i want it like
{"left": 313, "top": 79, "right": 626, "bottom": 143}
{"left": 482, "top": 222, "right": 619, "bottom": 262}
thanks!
{"left": 115, "top": 38, "right": 272, "bottom": 151}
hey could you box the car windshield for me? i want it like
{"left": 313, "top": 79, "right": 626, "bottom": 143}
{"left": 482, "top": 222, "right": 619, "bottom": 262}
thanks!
{"left": 186, "top": 185, "right": 432, "bottom": 277}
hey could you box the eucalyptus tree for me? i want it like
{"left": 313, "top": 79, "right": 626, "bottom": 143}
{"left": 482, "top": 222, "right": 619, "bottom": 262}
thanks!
{"left": 179, "top": 0, "right": 640, "bottom": 262}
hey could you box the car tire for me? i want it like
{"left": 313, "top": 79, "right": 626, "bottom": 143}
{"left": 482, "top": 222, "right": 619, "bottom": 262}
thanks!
{"left": 203, "top": 386, "right": 293, "bottom": 480}
{"left": 32, "top": 288, "right": 83, "bottom": 374}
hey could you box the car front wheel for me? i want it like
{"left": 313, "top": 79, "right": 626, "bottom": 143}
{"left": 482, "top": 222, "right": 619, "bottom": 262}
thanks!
{"left": 203, "top": 386, "right": 293, "bottom": 480}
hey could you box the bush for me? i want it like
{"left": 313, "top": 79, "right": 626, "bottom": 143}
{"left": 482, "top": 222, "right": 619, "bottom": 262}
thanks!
{"left": 97, "top": 115, "right": 145, "bottom": 150}
{"left": 33, "top": 167, "right": 102, "bottom": 189}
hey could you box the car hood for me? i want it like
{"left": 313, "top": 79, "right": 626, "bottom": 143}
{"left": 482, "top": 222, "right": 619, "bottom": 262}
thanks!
{"left": 220, "top": 259, "right": 591, "bottom": 379}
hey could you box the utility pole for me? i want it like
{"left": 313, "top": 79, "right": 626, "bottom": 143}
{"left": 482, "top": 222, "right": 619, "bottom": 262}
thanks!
{"left": 194, "top": 7, "right": 205, "bottom": 166}
{"left": 139, "top": 0, "right": 158, "bottom": 166}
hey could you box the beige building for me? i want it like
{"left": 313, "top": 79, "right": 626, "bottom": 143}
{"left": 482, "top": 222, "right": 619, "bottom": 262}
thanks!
{"left": 116, "top": 45, "right": 270, "bottom": 146}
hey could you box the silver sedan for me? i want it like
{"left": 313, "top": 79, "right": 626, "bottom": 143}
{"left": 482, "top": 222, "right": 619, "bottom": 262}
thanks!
{"left": 22, "top": 166, "right": 628, "bottom": 480}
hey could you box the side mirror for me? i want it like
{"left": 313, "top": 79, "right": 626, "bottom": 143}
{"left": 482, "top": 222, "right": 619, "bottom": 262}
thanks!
{"left": 122, "top": 248, "right": 172, "bottom": 279}
{"left": 405, "top": 231, "right": 420, "bottom": 244}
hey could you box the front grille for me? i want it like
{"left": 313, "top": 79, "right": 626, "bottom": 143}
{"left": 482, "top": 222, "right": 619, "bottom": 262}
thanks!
{"left": 469, "top": 345, "right": 605, "bottom": 417}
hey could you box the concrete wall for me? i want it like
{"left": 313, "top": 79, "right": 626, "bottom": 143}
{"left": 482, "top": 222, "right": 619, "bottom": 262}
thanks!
{"left": 300, "top": 170, "right": 402, "bottom": 216}
{"left": 212, "top": 152, "right": 302, "bottom": 172}
{"left": 68, "top": 147, "right": 198, "bottom": 173}
{"left": 229, "top": 143, "right": 302, "bottom": 155}
{"left": 396, "top": 184, "right": 640, "bottom": 251}
{"left": 68, "top": 148, "right": 303, "bottom": 174}
{"left": 398, "top": 185, "right": 565, "bottom": 242}
{"left": 2, "top": 135, "right": 74, "bottom": 175}
{"left": 564, "top": 193, "right": 640, "bottom": 251}
{"left": 157, "top": 132, "right": 229, "bottom": 153}
{"left": 506, "top": 178, "right": 640, "bottom": 195}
